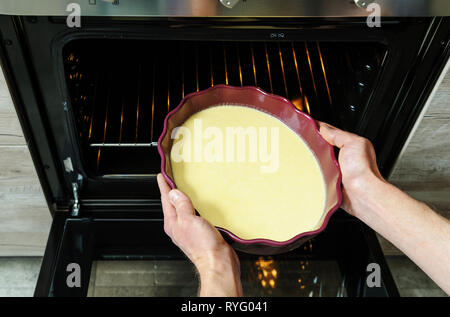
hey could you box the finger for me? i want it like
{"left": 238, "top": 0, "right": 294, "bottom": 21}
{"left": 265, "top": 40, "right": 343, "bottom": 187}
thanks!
{"left": 317, "top": 121, "right": 355, "bottom": 149}
{"left": 157, "top": 174, "right": 177, "bottom": 229}
{"left": 168, "top": 189, "right": 195, "bottom": 217}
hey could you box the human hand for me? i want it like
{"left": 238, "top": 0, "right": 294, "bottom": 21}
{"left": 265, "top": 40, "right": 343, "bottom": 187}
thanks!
{"left": 157, "top": 173, "right": 242, "bottom": 296}
{"left": 317, "top": 122, "right": 386, "bottom": 218}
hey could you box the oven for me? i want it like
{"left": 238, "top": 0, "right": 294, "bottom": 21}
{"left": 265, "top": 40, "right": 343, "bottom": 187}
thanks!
{"left": 0, "top": 0, "right": 449, "bottom": 297}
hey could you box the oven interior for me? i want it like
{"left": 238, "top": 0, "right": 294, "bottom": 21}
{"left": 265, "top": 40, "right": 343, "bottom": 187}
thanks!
{"left": 63, "top": 39, "right": 387, "bottom": 177}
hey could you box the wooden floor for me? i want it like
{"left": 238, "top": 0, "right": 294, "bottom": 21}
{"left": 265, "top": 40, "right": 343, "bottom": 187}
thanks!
{"left": 383, "top": 65, "right": 450, "bottom": 256}
{"left": 389, "top": 68, "right": 450, "bottom": 219}
{"left": 0, "top": 69, "right": 52, "bottom": 256}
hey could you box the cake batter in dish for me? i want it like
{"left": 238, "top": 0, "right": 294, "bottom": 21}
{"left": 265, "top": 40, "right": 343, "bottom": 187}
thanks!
{"left": 170, "top": 105, "right": 326, "bottom": 242}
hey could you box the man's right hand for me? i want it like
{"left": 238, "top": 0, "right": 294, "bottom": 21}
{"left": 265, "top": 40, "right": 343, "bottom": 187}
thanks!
{"left": 317, "top": 122, "right": 386, "bottom": 218}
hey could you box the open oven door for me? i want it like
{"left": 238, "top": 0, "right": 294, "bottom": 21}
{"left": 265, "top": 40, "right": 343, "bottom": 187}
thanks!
{"left": 33, "top": 209, "right": 400, "bottom": 297}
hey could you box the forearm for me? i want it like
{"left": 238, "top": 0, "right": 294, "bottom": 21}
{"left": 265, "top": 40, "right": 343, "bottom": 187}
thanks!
{"left": 351, "top": 176, "right": 450, "bottom": 294}
{"left": 196, "top": 247, "right": 243, "bottom": 297}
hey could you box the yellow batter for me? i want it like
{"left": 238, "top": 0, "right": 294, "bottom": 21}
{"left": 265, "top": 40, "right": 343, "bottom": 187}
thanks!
{"left": 170, "top": 105, "right": 326, "bottom": 242}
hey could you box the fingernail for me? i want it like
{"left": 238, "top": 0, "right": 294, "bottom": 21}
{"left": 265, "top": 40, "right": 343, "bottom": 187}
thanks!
{"left": 168, "top": 190, "right": 181, "bottom": 204}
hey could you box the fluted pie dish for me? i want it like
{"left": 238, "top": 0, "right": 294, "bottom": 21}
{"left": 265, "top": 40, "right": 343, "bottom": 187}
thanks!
{"left": 158, "top": 85, "right": 342, "bottom": 255}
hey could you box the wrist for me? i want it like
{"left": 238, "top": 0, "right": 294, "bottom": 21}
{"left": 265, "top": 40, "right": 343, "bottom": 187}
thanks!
{"left": 346, "top": 171, "right": 386, "bottom": 197}
{"left": 195, "top": 246, "right": 242, "bottom": 297}
{"left": 195, "top": 245, "right": 237, "bottom": 276}
{"left": 348, "top": 173, "right": 397, "bottom": 224}
{"left": 343, "top": 172, "right": 389, "bottom": 218}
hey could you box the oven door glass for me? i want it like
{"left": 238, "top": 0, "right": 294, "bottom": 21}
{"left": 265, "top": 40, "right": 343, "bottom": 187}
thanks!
{"left": 87, "top": 257, "right": 345, "bottom": 297}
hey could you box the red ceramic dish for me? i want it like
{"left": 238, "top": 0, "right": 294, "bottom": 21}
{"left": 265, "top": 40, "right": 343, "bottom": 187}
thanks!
{"left": 158, "top": 85, "right": 342, "bottom": 255}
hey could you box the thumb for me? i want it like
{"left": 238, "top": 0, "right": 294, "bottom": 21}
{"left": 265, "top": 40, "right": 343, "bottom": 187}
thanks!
{"left": 318, "top": 121, "right": 354, "bottom": 149}
{"left": 168, "top": 189, "right": 195, "bottom": 216}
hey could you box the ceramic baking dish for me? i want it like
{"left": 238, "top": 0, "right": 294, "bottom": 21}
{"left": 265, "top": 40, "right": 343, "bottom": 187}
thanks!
{"left": 158, "top": 85, "right": 342, "bottom": 255}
